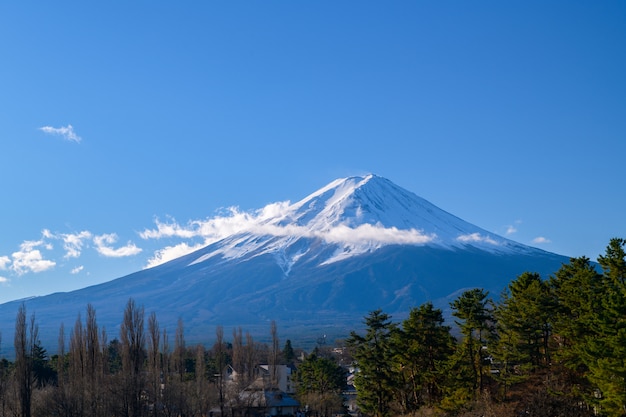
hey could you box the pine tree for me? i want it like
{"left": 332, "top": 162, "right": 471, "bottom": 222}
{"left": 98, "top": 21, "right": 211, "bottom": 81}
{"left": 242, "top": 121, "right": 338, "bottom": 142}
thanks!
{"left": 550, "top": 256, "right": 604, "bottom": 405}
{"left": 450, "top": 288, "right": 496, "bottom": 397}
{"left": 283, "top": 339, "right": 295, "bottom": 365}
{"left": 347, "top": 309, "right": 397, "bottom": 417}
{"left": 296, "top": 353, "right": 345, "bottom": 416}
{"left": 391, "top": 302, "right": 455, "bottom": 412}
{"left": 591, "top": 238, "right": 626, "bottom": 415}
{"left": 497, "top": 273, "right": 554, "bottom": 371}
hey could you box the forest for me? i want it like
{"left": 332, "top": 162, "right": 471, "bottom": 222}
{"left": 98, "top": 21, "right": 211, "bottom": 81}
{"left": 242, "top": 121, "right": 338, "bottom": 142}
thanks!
{"left": 0, "top": 238, "right": 624, "bottom": 417}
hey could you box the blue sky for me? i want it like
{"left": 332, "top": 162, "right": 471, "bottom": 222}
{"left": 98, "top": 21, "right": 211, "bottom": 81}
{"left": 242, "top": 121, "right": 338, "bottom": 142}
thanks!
{"left": 1, "top": 2, "right": 624, "bottom": 303}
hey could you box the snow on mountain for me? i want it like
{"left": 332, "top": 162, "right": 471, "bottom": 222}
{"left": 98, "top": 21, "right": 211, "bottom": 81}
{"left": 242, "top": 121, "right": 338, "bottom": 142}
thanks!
{"left": 188, "top": 174, "right": 533, "bottom": 271}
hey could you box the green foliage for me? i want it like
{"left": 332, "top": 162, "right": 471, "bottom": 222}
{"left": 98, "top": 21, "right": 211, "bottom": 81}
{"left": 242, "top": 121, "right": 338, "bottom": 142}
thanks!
{"left": 297, "top": 353, "right": 345, "bottom": 396}
{"left": 591, "top": 238, "right": 626, "bottom": 415}
{"left": 347, "top": 309, "right": 397, "bottom": 417}
{"left": 550, "top": 239, "right": 626, "bottom": 415}
{"left": 31, "top": 342, "right": 56, "bottom": 387}
{"left": 283, "top": 339, "right": 295, "bottom": 365}
{"left": 450, "top": 288, "right": 497, "bottom": 398}
{"left": 296, "top": 353, "right": 346, "bottom": 416}
{"left": 391, "top": 302, "right": 455, "bottom": 412}
{"left": 495, "top": 272, "right": 555, "bottom": 398}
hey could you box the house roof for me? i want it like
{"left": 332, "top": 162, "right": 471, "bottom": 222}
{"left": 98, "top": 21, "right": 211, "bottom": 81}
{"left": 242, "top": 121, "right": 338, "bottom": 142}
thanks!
{"left": 264, "top": 390, "right": 300, "bottom": 408}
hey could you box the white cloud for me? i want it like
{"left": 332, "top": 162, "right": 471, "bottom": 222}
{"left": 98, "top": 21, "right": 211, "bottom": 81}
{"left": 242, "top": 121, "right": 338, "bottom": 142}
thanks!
{"left": 93, "top": 233, "right": 142, "bottom": 257}
{"left": 141, "top": 205, "right": 435, "bottom": 247}
{"left": 457, "top": 233, "right": 499, "bottom": 245}
{"left": 70, "top": 265, "right": 84, "bottom": 274}
{"left": 11, "top": 239, "right": 56, "bottom": 275}
{"left": 144, "top": 241, "right": 207, "bottom": 269}
{"left": 39, "top": 124, "right": 82, "bottom": 143}
{"left": 0, "top": 255, "right": 10, "bottom": 270}
{"left": 62, "top": 231, "right": 92, "bottom": 258}
{"left": 504, "top": 220, "right": 522, "bottom": 236}
{"left": 139, "top": 217, "right": 202, "bottom": 239}
{"left": 141, "top": 204, "right": 438, "bottom": 268}
{"left": 140, "top": 208, "right": 271, "bottom": 243}
{"left": 532, "top": 236, "right": 551, "bottom": 244}
{"left": 0, "top": 276, "right": 9, "bottom": 284}
{"left": 321, "top": 224, "right": 433, "bottom": 245}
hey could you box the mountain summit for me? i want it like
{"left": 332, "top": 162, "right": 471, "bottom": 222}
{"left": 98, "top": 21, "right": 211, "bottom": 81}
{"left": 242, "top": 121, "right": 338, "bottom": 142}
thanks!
{"left": 187, "top": 174, "right": 532, "bottom": 272}
{"left": 0, "top": 175, "right": 568, "bottom": 350}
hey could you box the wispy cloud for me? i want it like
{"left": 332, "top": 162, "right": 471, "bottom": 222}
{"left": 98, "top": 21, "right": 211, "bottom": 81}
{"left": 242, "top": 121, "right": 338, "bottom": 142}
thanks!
{"left": 39, "top": 124, "right": 82, "bottom": 143}
{"left": 0, "top": 276, "right": 9, "bottom": 285}
{"left": 532, "top": 236, "right": 551, "bottom": 244}
{"left": 0, "top": 255, "right": 10, "bottom": 270}
{"left": 61, "top": 231, "right": 92, "bottom": 258}
{"left": 505, "top": 220, "right": 522, "bottom": 236}
{"left": 145, "top": 242, "right": 206, "bottom": 269}
{"left": 10, "top": 238, "right": 56, "bottom": 275}
{"left": 457, "top": 233, "right": 499, "bottom": 245}
{"left": 70, "top": 265, "right": 84, "bottom": 274}
{"left": 142, "top": 207, "right": 435, "bottom": 245}
{"left": 94, "top": 233, "right": 142, "bottom": 257}
{"left": 1, "top": 229, "right": 143, "bottom": 278}
{"left": 140, "top": 204, "right": 437, "bottom": 268}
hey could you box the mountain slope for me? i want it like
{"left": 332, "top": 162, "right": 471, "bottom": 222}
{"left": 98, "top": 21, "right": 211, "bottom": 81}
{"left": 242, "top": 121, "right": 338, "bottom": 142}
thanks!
{"left": 0, "top": 175, "right": 569, "bottom": 352}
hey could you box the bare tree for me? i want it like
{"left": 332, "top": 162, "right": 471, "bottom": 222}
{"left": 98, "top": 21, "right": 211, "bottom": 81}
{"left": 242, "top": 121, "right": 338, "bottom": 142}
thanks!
{"left": 244, "top": 332, "right": 257, "bottom": 384}
{"left": 14, "top": 304, "right": 38, "bottom": 417}
{"left": 194, "top": 344, "right": 210, "bottom": 415}
{"left": 120, "top": 298, "right": 146, "bottom": 417}
{"left": 0, "top": 331, "right": 7, "bottom": 417}
{"left": 214, "top": 326, "right": 226, "bottom": 417}
{"left": 147, "top": 311, "right": 161, "bottom": 417}
{"left": 269, "top": 320, "right": 280, "bottom": 389}
{"left": 174, "top": 318, "right": 186, "bottom": 383}
{"left": 85, "top": 304, "right": 103, "bottom": 417}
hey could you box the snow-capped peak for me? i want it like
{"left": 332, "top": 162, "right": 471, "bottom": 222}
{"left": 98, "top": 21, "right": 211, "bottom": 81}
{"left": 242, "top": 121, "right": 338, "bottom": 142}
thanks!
{"left": 187, "top": 174, "right": 531, "bottom": 271}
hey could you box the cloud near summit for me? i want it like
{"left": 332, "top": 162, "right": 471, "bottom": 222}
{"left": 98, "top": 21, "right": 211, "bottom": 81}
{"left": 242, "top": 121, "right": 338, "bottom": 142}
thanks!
{"left": 140, "top": 203, "right": 436, "bottom": 268}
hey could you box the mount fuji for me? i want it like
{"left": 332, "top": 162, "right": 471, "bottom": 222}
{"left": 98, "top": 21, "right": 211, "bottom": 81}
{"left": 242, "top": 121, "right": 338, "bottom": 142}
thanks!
{"left": 0, "top": 175, "right": 569, "bottom": 350}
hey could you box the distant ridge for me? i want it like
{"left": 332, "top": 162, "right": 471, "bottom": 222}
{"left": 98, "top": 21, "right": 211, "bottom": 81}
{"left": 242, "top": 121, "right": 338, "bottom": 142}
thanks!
{"left": 0, "top": 175, "right": 569, "bottom": 353}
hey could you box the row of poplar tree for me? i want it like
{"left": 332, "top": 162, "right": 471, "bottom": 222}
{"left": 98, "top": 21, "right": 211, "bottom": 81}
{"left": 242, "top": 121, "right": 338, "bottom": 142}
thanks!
{"left": 346, "top": 238, "right": 626, "bottom": 417}
{"left": 0, "top": 299, "right": 296, "bottom": 417}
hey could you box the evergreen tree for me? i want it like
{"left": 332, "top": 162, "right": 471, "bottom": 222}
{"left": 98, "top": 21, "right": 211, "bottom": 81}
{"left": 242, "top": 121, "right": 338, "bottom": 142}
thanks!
{"left": 550, "top": 256, "right": 604, "bottom": 404}
{"left": 347, "top": 309, "right": 396, "bottom": 417}
{"left": 283, "top": 339, "right": 295, "bottom": 365}
{"left": 495, "top": 272, "right": 555, "bottom": 391}
{"left": 590, "top": 238, "right": 626, "bottom": 415}
{"left": 296, "top": 353, "right": 345, "bottom": 416}
{"left": 391, "top": 302, "right": 455, "bottom": 412}
{"left": 449, "top": 289, "right": 496, "bottom": 397}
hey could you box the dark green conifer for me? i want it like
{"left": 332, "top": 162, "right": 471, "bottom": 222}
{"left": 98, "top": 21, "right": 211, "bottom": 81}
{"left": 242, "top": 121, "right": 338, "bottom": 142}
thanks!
{"left": 347, "top": 309, "right": 396, "bottom": 417}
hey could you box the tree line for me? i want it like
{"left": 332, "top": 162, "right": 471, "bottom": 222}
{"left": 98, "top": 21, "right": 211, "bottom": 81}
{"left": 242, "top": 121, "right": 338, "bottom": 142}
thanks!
{"left": 0, "top": 298, "right": 316, "bottom": 417}
{"left": 346, "top": 238, "right": 626, "bottom": 417}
